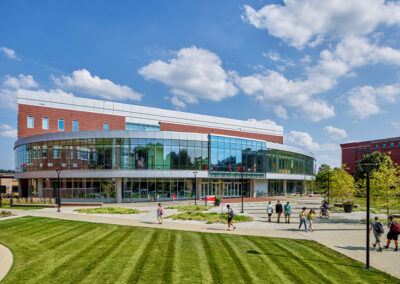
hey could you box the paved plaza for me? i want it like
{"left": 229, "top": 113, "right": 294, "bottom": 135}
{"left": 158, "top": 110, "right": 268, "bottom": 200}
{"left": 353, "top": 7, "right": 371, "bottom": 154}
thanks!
{"left": 1, "top": 196, "right": 399, "bottom": 280}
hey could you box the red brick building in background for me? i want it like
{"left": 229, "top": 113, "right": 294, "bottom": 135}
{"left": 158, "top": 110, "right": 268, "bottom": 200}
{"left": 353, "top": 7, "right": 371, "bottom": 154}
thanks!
{"left": 341, "top": 137, "right": 400, "bottom": 176}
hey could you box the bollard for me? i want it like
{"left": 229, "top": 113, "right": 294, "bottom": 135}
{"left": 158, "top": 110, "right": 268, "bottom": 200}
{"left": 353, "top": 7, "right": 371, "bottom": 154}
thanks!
{"left": 10, "top": 198, "right": 13, "bottom": 207}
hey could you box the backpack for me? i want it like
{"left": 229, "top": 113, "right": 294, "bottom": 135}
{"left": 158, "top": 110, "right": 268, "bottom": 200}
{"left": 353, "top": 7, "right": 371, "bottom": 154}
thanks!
{"left": 391, "top": 221, "right": 400, "bottom": 233}
{"left": 160, "top": 208, "right": 164, "bottom": 215}
{"left": 229, "top": 209, "right": 234, "bottom": 218}
{"left": 375, "top": 222, "right": 384, "bottom": 234}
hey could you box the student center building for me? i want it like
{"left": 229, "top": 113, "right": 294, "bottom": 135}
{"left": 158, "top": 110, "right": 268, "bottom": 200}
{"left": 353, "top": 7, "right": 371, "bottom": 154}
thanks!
{"left": 14, "top": 90, "right": 315, "bottom": 202}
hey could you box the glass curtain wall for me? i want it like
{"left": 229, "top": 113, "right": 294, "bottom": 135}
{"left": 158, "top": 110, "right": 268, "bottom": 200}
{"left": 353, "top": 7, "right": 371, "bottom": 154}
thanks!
{"left": 16, "top": 138, "right": 209, "bottom": 173}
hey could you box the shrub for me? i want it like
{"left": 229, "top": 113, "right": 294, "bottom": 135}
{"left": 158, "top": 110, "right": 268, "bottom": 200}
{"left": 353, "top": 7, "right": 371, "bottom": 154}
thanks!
{"left": 75, "top": 207, "right": 140, "bottom": 214}
{"left": 165, "top": 205, "right": 210, "bottom": 212}
{"left": 166, "top": 211, "right": 253, "bottom": 224}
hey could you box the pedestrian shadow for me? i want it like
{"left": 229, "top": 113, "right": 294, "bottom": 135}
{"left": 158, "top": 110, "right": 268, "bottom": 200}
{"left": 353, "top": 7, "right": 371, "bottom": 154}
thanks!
{"left": 246, "top": 250, "right": 362, "bottom": 268}
{"left": 335, "top": 246, "right": 370, "bottom": 251}
{"left": 205, "top": 228, "right": 228, "bottom": 231}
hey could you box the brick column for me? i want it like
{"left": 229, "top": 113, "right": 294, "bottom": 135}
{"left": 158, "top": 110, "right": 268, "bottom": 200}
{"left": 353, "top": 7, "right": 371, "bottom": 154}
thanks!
{"left": 38, "top": 178, "right": 43, "bottom": 198}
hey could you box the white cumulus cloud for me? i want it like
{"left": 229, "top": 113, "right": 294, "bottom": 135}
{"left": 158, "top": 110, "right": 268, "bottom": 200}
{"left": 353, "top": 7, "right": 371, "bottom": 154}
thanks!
{"left": 242, "top": 0, "right": 400, "bottom": 49}
{"left": 324, "top": 126, "right": 347, "bottom": 140}
{"left": 52, "top": 69, "right": 142, "bottom": 101}
{"left": 139, "top": 46, "right": 238, "bottom": 107}
{"left": 274, "top": 105, "right": 288, "bottom": 119}
{"left": 0, "top": 124, "right": 17, "bottom": 138}
{"left": 4, "top": 74, "right": 38, "bottom": 89}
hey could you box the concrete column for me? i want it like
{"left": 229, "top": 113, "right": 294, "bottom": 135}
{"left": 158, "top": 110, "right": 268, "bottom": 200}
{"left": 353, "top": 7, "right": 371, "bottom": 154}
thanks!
{"left": 116, "top": 178, "right": 122, "bottom": 203}
{"left": 251, "top": 179, "right": 256, "bottom": 198}
{"left": 38, "top": 178, "right": 44, "bottom": 198}
{"left": 283, "top": 180, "right": 287, "bottom": 196}
{"left": 196, "top": 178, "right": 201, "bottom": 200}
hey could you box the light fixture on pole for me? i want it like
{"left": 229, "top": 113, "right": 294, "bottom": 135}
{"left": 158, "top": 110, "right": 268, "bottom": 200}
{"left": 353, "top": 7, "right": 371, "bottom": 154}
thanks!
{"left": 241, "top": 165, "right": 245, "bottom": 213}
{"left": 55, "top": 168, "right": 62, "bottom": 212}
{"left": 193, "top": 171, "right": 198, "bottom": 205}
{"left": 360, "top": 161, "right": 376, "bottom": 270}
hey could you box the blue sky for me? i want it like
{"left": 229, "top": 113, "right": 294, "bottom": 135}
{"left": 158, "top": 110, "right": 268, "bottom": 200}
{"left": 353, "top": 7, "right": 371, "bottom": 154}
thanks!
{"left": 1, "top": 0, "right": 400, "bottom": 170}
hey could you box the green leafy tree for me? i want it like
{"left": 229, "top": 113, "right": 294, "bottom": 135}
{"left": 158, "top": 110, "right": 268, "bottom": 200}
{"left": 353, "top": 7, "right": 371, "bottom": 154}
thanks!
{"left": 356, "top": 151, "right": 386, "bottom": 179}
{"left": 330, "top": 165, "right": 356, "bottom": 203}
{"left": 316, "top": 164, "right": 332, "bottom": 194}
{"left": 369, "top": 155, "right": 400, "bottom": 220}
{"left": 102, "top": 181, "right": 115, "bottom": 202}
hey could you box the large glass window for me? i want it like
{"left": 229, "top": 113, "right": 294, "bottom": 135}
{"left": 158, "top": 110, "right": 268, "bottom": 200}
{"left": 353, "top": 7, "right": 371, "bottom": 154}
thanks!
{"left": 27, "top": 116, "right": 34, "bottom": 128}
{"left": 103, "top": 123, "right": 109, "bottom": 130}
{"left": 58, "top": 119, "right": 64, "bottom": 131}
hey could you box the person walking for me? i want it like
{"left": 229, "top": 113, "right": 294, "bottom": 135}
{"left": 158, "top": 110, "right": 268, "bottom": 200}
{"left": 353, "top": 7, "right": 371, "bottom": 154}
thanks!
{"left": 267, "top": 201, "right": 273, "bottom": 222}
{"left": 157, "top": 202, "right": 164, "bottom": 224}
{"left": 299, "top": 207, "right": 307, "bottom": 232}
{"left": 370, "top": 216, "right": 384, "bottom": 252}
{"left": 276, "top": 200, "right": 283, "bottom": 223}
{"left": 226, "top": 204, "right": 236, "bottom": 231}
{"left": 384, "top": 216, "right": 400, "bottom": 251}
{"left": 307, "top": 209, "right": 316, "bottom": 232}
{"left": 284, "top": 201, "right": 291, "bottom": 223}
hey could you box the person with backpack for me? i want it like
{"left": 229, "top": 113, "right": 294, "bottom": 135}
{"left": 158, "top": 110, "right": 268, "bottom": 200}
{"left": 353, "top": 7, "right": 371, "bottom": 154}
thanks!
{"left": 157, "top": 202, "right": 164, "bottom": 224}
{"left": 275, "top": 200, "right": 283, "bottom": 223}
{"left": 370, "top": 216, "right": 384, "bottom": 252}
{"left": 384, "top": 215, "right": 399, "bottom": 251}
{"left": 284, "top": 201, "right": 291, "bottom": 223}
{"left": 266, "top": 201, "right": 273, "bottom": 222}
{"left": 307, "top": 209, "right": 316, "bottom": 232}
{"left": 226, "top": 204, "right": 236, "bottom": 231}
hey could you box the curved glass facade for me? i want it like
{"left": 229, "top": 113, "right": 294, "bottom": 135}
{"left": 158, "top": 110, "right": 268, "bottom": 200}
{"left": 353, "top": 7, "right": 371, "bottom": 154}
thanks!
{"left": 15, "top": 138, "right": 209, "bottom": 173}
{"left": 15, "top": 134, "right": 315, "bottom": 177}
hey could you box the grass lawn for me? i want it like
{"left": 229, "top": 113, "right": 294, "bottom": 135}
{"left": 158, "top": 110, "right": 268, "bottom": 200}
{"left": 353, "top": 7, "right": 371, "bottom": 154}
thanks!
{"left": 74, "top": 207, "right": 141, "bottom": 214}
{"left": 165, "top": 205, "right": 211, "bottom": 211}
{"left": 166, "top": 211, "right": 253, "bottom": 224}
{"left": 0, "top": 217, "right": 397, "bottom": 283}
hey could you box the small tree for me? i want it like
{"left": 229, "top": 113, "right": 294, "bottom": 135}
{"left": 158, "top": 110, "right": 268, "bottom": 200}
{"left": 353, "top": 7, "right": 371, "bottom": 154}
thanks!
{"left": 102, "top": 181, "right": 115, "bottom": 203}
{"left": 330, "top": 165, "right": 356, "bottom": 203}
{"left": 370, "top": 155, "right": 400, "bottom": 220}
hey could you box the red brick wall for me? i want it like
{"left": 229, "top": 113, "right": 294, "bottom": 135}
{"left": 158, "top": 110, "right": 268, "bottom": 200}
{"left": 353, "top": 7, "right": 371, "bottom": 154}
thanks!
{"left": 160, "top": 122, "right": 283, "bottom": 143}
{"left": 18, "top": 104, "right": 125, "bottom": 138}
{"left": 341, "top": 140, "right": 400, "bottom": 176}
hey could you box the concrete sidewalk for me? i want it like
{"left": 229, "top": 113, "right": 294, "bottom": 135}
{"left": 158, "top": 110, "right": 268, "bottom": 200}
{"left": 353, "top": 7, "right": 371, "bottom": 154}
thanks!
{"left": 3, "top": 197, "right": 400, "bottom": 279}
{"left": 0, "top": 243, "right": 13, "bottom": 282}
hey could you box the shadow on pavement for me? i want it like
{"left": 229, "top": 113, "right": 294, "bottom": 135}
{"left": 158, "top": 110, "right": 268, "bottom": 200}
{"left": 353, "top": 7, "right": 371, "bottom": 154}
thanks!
{"left": 335, "top": 246, "right": 368, "bottom": 251}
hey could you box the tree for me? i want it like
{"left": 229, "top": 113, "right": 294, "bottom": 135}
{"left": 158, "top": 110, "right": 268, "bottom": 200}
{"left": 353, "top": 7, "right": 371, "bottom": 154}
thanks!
{"left": 369, "top": 155, "right": 400, "bottom": 220}
{"left": 356, "top": 151, "right": 386, "bottom": 179}
{"left": 316, "top": 164, "right": 332, "bottom": 194}
{"left": 330, "top": 165, "right": 356, "bottom": 203}
{"left": 102, "top": 180, "right": 115, "bottom": 202}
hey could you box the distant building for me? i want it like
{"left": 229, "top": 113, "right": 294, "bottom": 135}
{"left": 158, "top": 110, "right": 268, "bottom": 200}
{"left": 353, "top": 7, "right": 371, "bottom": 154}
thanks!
{"left": 14, "top": 90, "right": 315, "bottom": 202}
{"left": 341, "top": 137, "right": 400, "bottom": 176}
{"left": 0, "top": 173, "right": 18, "bottom": 195}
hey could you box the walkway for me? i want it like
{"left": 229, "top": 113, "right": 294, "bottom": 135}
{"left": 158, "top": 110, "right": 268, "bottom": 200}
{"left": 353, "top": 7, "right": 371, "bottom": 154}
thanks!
{"left": 4, "top": 197, "right": 400, "bottom": 279}
{"left": 0, "top": 243, "right": 13, "bottom": 282}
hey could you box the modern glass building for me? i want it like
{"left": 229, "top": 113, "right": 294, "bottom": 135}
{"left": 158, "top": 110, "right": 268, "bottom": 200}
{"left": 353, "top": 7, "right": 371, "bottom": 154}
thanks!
{"left": 15, "top": 90, "right": 315, "bottom": 202}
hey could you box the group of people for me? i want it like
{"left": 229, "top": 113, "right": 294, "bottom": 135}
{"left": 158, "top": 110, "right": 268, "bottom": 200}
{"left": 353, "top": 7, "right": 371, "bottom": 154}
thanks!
{"left": 370, "top": 215, "right": 400, "bottom": 252}
{"left": 266, "top": 200, "right": 316, "bottom": 232}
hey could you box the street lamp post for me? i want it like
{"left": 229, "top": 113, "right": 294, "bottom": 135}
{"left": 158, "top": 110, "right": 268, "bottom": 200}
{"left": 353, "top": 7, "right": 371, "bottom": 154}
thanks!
{"left": 56, "top": 168, "right": 62, "bottom": 212}
{"left": 327, "top": 171, "right": 330, "bottom": 204}
{"left": 241, "top": 165, "right": 245, "bottom": 213}
{"left": 361, "top": 162, "right": 376, "bottom": 270}
{"left": 193, "top": 171, "right": 198, "bottom": 205}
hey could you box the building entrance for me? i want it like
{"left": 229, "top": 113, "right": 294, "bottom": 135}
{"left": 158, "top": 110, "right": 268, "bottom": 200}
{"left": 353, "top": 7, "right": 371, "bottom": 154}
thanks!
{"left": 201, "top": 181, "right": 242, "bottom": 198}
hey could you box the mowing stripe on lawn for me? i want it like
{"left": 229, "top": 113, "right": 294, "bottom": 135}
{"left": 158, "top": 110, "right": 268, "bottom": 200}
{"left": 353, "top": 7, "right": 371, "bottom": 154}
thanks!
{"left": 217, "top": 234, "right": 254, "bottom": 283}
{"left": 12, "top": 226, "right": 112, "bottom": 283}
{"left": 175, "top": 232, "right": 212, "bottom": 283}
{"left": 162, "top": 230, "right": 177, "bottom": 283}
{"left": 0, "top": 217, "right": 56, "bottom": 235}
{"left": 37, "top": 222, "right": 88, "bottom": 244}
{"left": 33, "top": 226, "right": 119, "bottom": 283}
{"left": 79, "top": 227, "right": 148, "bottom": 283}
{"left": 268, "top": 238, "right": 334, "bottom": 284}
{"left": 114, "top": 229, "right": 158, "bottom": 283}
{"left": 200, "top": 233, "right": 222, "bottom": 284}
{"left": 127, "top": 230, "right": 160, "bottom": 283}
{"left": 58, "top": 228, "right": 133, "bottom": 283}
{"left": 244, "top": 236, "right": 300, "bottom": 283}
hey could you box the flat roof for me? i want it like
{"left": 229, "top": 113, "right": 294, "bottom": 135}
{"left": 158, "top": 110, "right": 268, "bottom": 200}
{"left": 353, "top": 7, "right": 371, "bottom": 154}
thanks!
{"left": 18, "top": 89, "right": 284, "bottom": 136}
